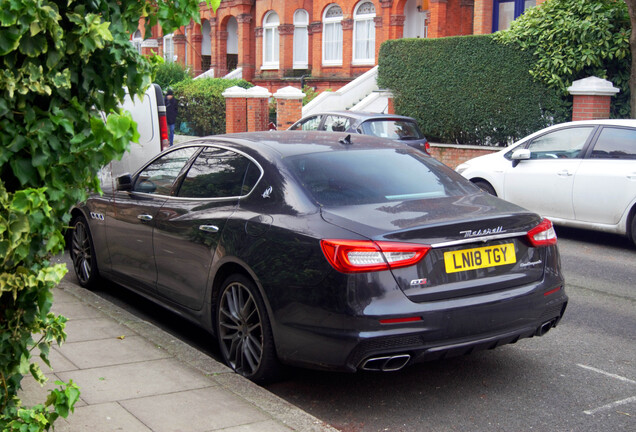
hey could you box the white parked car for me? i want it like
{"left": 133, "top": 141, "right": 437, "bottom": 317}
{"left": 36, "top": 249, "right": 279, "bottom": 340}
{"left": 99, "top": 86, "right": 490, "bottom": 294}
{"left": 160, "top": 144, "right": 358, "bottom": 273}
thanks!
{"left": 456, "top": 120, "right": 636, "bottom": 246}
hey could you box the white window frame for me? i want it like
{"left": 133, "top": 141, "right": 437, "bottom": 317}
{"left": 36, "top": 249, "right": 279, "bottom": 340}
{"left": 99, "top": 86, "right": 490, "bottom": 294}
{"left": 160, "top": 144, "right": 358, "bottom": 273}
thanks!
{"left": 163, "top": 33, "right": 175, "bottom": 63}
{"left": 132, "top": 30, "right": 143, "bottom": 54}
{"left": 322, "top": 4, "right": 343, "bottom": 66}
{"left": 262, "top": 11, "right": 280, "bottom": 70}
{"left": 293, "top": 9, "right": 309, "bottom": 69}
{"left": 352, "top": 1, "right": 376, "bottom": 65}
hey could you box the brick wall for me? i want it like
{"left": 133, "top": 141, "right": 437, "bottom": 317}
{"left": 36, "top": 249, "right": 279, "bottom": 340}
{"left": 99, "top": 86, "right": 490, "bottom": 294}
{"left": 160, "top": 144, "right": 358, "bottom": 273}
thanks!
{"left": 429, "top": 144, "right": 499, "bottom": 169}
{"left": 571, "top": 95, "right": 611, "bottom": 122}
{"left": 225, "top": 98, "right": 247, "bottom": 133}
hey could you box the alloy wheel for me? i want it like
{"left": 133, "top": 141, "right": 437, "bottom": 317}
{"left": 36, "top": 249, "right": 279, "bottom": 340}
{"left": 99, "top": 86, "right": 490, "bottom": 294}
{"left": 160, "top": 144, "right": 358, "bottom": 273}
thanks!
{"left": 71, "top": 219, "right": 94, "bottom": 286}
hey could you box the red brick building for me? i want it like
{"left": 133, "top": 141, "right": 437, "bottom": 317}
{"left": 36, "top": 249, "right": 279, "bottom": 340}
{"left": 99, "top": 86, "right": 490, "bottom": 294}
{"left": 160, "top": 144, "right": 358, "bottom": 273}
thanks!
{"left": 135, "top": 0, "right": 545, "bottom": 92}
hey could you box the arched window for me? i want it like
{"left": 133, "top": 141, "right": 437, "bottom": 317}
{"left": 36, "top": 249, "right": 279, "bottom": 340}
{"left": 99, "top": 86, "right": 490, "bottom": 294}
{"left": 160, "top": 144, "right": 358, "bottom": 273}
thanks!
{"left": 132, "top": 30, "right": 143, "bottom": 54}
{"left": 263, "top": 11, "right": 280, "bottom": 69}
{"left": 322, "top": 4, "right": 343, "bottom": 66}
{"left": 353, "top": 1, "right": 376, "bottom": 64}
{"left": 293, "top": 9, "right": 309, "bottom": 69}
{"left": 163, "top": 33, "right": 174, "bottom": 63}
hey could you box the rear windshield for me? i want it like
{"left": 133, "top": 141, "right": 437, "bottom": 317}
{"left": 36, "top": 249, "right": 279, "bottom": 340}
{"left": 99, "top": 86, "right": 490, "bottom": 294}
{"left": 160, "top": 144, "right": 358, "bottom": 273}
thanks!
{"left": 285, "top": 149, "right": 474, "bottom": 206}
{"left": 359, "top": 120, "right": 423, "bottom": 140}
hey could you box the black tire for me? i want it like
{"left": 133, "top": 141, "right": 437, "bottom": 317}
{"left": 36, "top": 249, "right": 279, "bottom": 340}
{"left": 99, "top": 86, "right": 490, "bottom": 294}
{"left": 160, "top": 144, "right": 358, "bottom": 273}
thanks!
{"left": 216, "top": 274, "right": 281, "bottom": 383}
{"left": 473, "top": 180, "right": 497, "bottom": 196}
{"left": 69, "top": 215, "right": 100, "bottom": 288}
{"left": 631, "top": 213, "right": 636, "bottom": 248}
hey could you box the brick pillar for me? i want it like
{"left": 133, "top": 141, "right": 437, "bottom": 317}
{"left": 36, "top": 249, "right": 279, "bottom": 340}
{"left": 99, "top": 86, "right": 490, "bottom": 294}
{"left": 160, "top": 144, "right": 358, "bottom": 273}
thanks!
{"left": 237, "top": 14, "right": 254, "bottom": 82}
{"left": 309, "top": 21, "right": 323, "bottom": 77}
{"left": 173, "top": 32, "right": 186, "bottom": 67}
{"left": 341, "top": 19, "right": 353, "bottom": 76}
{"left": 472, "top": 0, "right": 492, "bottom": 34}
{"left": 222, "top": 86, "right": 248, "bottom": 133}
{"left": 429, "top": 0, "right": 448, "bottom": 38}
{"left": 279, "top": 24, "right": 295, "bottom": 76}
{"left": 567, "top": 77, "right": 619, "bottom": 121}
{"left": 192, "top": 34, "right": 203, "bottom": 76}
{"left": 246, "top": 86, "right": 272, "bottom": 132}
{"left": 380, "top": 90, "right": 395, "bottom": 114}
{"left": 273, "top": 86, "right": 305, "bottom": 130}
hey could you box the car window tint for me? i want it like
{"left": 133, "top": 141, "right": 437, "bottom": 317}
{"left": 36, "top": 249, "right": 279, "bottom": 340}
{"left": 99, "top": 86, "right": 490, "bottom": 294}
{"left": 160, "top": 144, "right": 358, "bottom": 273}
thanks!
{"left": 286, "top": 149, "right": 473, "bottom": 206}
{"left": 360, "top": 120, "right": 422, "bottom": 140}
{"left": 178, "top": 147, "right": 252, "bottom": 198}
{"left": 323, "top": 115, "right": 351, "bottom": 132}
{"left": 291, "top": 115, "right": 322, "bottom": 131}
{"left": 591, "top": 127, "right": 636, "bottom": 159}
{"left": 134, "top": 146, "right": 198, "bottom": 195}
{"left": 526, "top": 127, "right": 593, "bottom": 159}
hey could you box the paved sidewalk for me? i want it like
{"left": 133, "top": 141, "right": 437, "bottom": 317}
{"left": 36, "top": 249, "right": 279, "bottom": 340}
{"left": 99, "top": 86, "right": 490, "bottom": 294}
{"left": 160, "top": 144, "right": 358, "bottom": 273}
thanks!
{"left": 19, "top": 280, "right": 337, "bottom": 432}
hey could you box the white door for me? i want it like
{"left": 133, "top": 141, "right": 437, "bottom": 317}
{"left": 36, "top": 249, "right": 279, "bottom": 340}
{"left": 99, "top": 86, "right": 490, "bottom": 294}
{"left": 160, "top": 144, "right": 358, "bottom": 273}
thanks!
{"left": 503, "top": 126, "right": 595, "bottom": 220}
{"left": 573, "top": 126, "right": 636, "bottom": 225}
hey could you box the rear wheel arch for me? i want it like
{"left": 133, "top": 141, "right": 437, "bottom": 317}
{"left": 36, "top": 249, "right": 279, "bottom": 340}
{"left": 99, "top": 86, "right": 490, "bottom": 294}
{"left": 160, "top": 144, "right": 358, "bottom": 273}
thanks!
{"left": 471, "top": 178, "right": 497, "bottom": 196}
{"left": 628, "top": 204, "right": 636, "bottom": 247}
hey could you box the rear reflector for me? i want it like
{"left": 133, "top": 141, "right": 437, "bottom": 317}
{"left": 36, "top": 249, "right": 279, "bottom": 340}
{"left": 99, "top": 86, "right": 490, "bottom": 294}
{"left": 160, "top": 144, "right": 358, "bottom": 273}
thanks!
{"left": 544, "top": 286, "right": 562, "bottom": 296}
{"left": 527, "top": 218, "right": 557, "bottom": 247}
{"left": 321, "top": 239, "right": 430, "bottom": 273}
{"left": 379, "top": 317, "right": 422, "bottom": 324}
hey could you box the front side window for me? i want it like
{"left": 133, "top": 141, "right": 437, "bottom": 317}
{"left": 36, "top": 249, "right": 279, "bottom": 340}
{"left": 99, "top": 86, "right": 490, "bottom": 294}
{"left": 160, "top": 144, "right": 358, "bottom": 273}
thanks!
{"left": 135, "top": 147, "right": 198, "bottom": 195}
{"left": 263, "top": 11, "right": 280, "bottom": 69}
{"left": 353, "top": 1, "right": 376, "bottom": 64}
{"left": 163, "top": 33, "right": 174, "bottom": 63}
{"left": 293, "top": 9, "right": 309, "bottom": 69}
{"left": 526, "top": 127, "right": 594, "bottom": 160}
{"left": 591, "top": 127, "right": 636, "bottom": 160}
{"left": 323, "top": 4, "right": 343, "bottom": 66}
{"left": 178, "top": 147, "right": 259, "bottom": 198}
{"left": 290, "top": 116, "right": 323, "bottom": 131}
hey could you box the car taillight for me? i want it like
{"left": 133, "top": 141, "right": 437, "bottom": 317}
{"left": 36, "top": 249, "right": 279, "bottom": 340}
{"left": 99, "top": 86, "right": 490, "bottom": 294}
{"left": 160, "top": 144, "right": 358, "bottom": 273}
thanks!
{"left": 321, "top": 239, "right": 430, "bottom": 273}
{"left": 527, "top": 218, "right": 557, "bottom": 247}
{"left": 159, "top": 110, "right": 169, "bottom": 150}
{"left": 424, "top": 141, "right": 431, "bottom": 155}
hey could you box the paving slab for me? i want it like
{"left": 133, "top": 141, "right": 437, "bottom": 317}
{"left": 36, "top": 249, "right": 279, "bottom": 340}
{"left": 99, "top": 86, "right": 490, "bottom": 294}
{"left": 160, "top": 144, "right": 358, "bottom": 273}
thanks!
{"left": 57, "top": 358, "right": 212, "bottom": 404}
{"left": 120, "top": 387, "right": 272, "bottom": 432}
{"left": 57, "top": 336, "right": 170, "bottom": 369}
{"left": 54, "top": 402, "right": 152, "bottom": 432}
{"left": 63, "top": 317, "right": 134, "bottom": 343}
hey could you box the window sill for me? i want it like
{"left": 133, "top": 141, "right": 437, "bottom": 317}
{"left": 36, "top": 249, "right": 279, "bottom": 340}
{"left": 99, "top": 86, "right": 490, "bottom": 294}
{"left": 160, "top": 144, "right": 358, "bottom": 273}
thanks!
{"left": 260, "top": 65, "right": 280, "bottom": 71}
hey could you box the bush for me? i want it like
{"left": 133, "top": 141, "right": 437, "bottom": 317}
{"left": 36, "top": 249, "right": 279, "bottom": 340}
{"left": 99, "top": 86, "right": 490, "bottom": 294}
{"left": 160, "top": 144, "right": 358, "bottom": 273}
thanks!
{"left": 495, "top": 0, "right": 630, "bottom": 118}
{"left": 377, "top": 35, "right": 569, "bottom": 146}
{"left": 172, "top": 78, "right": 252, "bottom": 136}
{"left": 154, "top": 61, "right": 193, "bottom": 92}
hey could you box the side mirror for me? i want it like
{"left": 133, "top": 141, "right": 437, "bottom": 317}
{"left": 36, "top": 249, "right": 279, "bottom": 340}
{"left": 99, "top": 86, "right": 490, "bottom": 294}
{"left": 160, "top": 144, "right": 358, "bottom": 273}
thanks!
{"left": 116, "top": 174, "right": 133, "bottom": 191}
{"left": 511, "top": 149, "right": 531, "bottom": 168}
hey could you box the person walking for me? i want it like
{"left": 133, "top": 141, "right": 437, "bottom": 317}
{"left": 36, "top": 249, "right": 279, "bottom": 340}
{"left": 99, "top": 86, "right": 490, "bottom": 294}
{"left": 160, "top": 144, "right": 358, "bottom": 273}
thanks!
{"left": 165, "top": 89, "right": 178, "bottom": 146}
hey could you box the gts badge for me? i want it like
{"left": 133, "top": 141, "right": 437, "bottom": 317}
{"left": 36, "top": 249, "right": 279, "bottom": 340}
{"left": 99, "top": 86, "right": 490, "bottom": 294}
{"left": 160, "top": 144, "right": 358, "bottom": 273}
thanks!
{"left": 410, "top": 278, "right": 428, "bottom": 286}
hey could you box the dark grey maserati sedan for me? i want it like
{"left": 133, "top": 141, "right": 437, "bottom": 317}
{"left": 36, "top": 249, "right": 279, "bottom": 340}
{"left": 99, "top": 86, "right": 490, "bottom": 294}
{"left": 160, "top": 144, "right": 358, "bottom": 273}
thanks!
{"left": 69, "top": 131, "right": 567, "bottom": 382}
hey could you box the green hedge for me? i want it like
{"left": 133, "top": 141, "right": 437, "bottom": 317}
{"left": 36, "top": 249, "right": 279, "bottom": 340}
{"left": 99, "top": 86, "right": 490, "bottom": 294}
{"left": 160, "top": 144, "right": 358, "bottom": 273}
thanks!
{"left": 172, "top": 78, "right": 253, "bottom": 136}
{"left": 377, "top": 35, "right": 570, "bottom": 146}
{"left": 154, "top": 62, "right": 193, "bottom": 91}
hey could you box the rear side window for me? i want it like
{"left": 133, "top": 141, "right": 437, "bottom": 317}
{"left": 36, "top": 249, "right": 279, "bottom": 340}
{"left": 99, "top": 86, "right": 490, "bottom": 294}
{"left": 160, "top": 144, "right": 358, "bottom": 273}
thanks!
{"left": 290, "top": 115, "right": 322, "bottom": 131}
{"left": 360, "top": 120, "right": 422, "bottom": 140}
{"left": 323, "top": 115, "right": 351, "bottom": 132}
{"left": 286, "top": 149, "right": 473, "bottom": 206}
{"left": 178, "top": 147, "right": 256, "bottom": 198}
{"left": 590, "top": 127, "right": 636, "bottom": 159}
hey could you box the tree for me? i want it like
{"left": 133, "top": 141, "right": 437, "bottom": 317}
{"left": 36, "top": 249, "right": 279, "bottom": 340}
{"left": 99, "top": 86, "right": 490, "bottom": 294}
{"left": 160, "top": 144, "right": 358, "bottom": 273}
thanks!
{"left": 625, "top": 0, "right": 636, "bottom": 117}
{"left": 495, "top": 0, "right": 631, "bottom": 117}
{"left": 0, "top": 0, "right": 219, "bottom": 429}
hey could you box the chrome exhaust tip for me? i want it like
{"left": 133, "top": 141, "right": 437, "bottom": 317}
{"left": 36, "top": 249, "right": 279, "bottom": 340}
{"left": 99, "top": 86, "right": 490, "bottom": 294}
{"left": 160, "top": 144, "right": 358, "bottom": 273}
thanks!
{"left": 535, "top": 319, "right": 557, "bottom": 336}
{"left": 361, "top": 354, "right": 411, "bottom": 372}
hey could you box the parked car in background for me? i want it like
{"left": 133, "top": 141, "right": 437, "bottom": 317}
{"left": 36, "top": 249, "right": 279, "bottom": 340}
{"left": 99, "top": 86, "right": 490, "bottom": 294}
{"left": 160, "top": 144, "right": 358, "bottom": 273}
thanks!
{"left": 99, "top": 83, "right": 169, "bottom": 186}
{"left": 289, "top": 111, "right": 430, "bottom": 154}
{"left": 69, "top": 131, "right": 567, "bottom": 383}
{"left": 456, "top": 120, "right": 636, "bottom": 246}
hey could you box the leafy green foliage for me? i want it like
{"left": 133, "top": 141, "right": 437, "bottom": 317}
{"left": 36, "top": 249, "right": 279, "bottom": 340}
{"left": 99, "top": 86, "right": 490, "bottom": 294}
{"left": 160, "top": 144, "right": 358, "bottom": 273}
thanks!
{"left": 173, "top": 78, "right": 253, "bottom": 136}
{"left": 0, "top": 0, "right": 219, "bottom": 429}
{"left": 154, "top": 61, "right": 193, "bottom": 92}
{"left": 495, "top": 0, "right": 631, "bottom": 117}
{"left": 378, "top": 35, "right": 569, "bottom": 146}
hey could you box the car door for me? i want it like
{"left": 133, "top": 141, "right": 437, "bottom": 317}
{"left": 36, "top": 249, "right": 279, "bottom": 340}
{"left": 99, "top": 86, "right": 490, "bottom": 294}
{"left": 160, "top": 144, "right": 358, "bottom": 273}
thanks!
{"left": 572, "top": 126, "right": 636, "bottom": 225}
{"left": 503, "top": 126, "right": 595, "bottom": 220}
{"left": 107, "top": 146, "right": 199, "bottom": 291}
{"left": 153, "top": 146, "right": 262, "bottom": 309}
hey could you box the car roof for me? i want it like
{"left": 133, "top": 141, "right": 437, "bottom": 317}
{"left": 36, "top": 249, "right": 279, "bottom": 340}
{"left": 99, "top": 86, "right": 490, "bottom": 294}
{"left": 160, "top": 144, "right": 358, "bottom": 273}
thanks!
{"left": 302, "top": 111, "right": 417, "bottom": 122}
{"left": 205, "top": 130, "right": 408, "bottom": 158}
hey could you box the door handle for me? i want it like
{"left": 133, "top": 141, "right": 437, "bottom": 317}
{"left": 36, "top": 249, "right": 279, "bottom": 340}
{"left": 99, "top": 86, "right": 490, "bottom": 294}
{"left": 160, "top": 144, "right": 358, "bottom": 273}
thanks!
{"left": 557, "top": 170, "right": 573, "bottom": 177}
{"left": 199, "top": 225, "right": 219, "bottom": 233}
{"left": 137, "top": 214, "right": 153, "bottom": 221}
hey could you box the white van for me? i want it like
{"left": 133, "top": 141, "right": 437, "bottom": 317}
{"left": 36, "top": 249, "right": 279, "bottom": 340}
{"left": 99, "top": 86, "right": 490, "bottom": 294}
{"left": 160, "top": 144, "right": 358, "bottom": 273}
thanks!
{"left": 99, "top": 83, "right": 169, "bottom": 186}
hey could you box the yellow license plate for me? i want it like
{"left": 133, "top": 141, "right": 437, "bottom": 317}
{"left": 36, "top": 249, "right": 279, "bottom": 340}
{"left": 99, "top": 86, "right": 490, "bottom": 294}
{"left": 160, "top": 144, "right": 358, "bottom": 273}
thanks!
{"left": 444, "top": 243, "right": 516, "bottom": 273}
